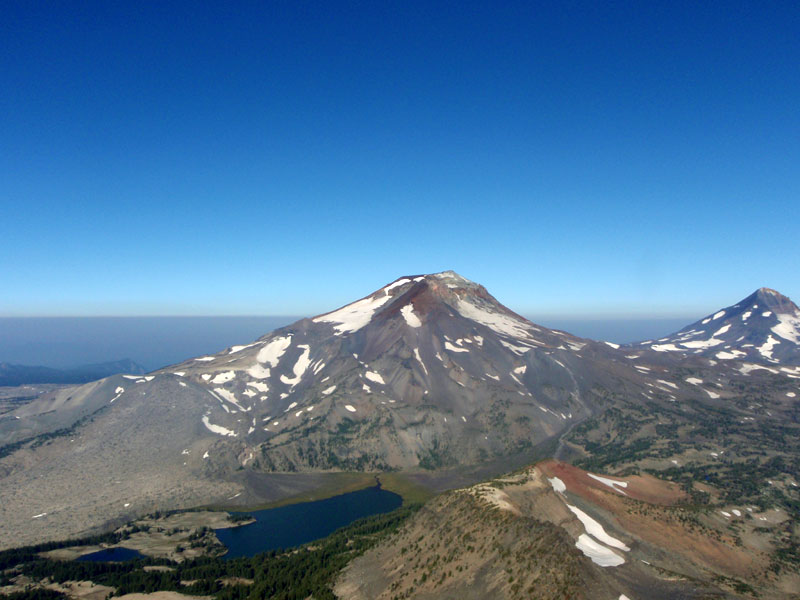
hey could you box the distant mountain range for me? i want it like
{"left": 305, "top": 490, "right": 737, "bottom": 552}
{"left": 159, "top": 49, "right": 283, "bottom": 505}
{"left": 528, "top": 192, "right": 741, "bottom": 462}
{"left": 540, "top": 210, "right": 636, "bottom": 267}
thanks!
{"left": 0, "top": 358, "right": 147, "bottom": 387}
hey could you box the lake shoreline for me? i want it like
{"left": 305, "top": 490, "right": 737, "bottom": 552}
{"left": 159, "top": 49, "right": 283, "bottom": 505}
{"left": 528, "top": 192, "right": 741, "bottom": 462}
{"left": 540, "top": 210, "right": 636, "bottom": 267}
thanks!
{"left": 214, "top": 485, "right": 403, "bottom": 559}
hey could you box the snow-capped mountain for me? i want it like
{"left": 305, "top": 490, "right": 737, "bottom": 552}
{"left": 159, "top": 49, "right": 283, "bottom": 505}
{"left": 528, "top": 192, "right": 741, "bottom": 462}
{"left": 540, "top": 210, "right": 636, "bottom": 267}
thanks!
{"left": 629, "top": 288, "right": 800, "bottom": 365}
{"left": 149, "top": 270, "right": 621, "bottom": 470}
{"left": 0, "top": 271, "right": 635, "bottom": 546}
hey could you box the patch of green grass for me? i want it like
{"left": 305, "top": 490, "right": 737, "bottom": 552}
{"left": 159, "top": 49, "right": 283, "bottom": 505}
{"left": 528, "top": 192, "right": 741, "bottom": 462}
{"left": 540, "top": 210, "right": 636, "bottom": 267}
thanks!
{"left": 202, "top": 471, "right": 379, "bottom": 512}
{"left": 379, "top": 472, "right": 436, "bottom": 505}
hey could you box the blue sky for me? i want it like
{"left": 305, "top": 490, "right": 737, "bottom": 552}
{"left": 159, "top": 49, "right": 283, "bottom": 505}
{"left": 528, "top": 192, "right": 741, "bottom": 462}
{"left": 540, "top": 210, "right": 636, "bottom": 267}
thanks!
{"left": 2, "top": 1, "right": 798, "bottom": 318}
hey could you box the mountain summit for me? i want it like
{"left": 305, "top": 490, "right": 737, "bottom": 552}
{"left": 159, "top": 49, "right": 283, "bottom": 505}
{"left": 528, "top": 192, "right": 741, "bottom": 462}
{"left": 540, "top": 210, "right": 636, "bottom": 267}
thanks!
{"left": 630, "top": 287, "right": 800, "bottom": 364}
{"left": 311, "top": 270, "right": 557, "bottom": 348}
{"left": 153, "top": 270, "right": 613, "bottom": 472}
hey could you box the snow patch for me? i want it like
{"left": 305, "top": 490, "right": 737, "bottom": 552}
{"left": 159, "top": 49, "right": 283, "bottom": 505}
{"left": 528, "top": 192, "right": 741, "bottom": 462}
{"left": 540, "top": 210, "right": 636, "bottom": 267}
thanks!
{"left": 499, "top": 339, "right": 532, "bottom": 355}
{"left": 400, "top": 304, "right": 422, "bottom": 327}
{"left": 680, "top": 336, "right": 726, "bottom": 350}
{"left": 772, "top": 312, "right": 800, "bottom": 343}
{"left": 716, "top": 350, "right": 745, "bottom": 360}
{"left": 780, "top": 365, "right": 800, "bottom": 378}
{"left": 247, "top": 381, "right": 269, "bottom": 393}
{"left": 566, "top": 504, "right": 630, "bottom": 551}
{"left": 345, "top": 404, "right": 357, "bottom": 412}
{"left": 257, "top": 336, "right": 292, "bottom": 366}
{"left": 548, "top": 477, "right": 566, "bottom": 493}
{"left": 455, "top": 297, "right": 536, "bottom": 341}
{"left": 575, "top": 534, "right": 625, "bottom": 567}
{"left": 651, "top": 343, "right": 682, "bottom": 352}
{"left": 202, "top": 416, "right": 236, "bottom": 437}
{"left": 280, "top": 345, "right": 311, "bottom": 387}
{"left": 713, "top": 324, "right": 731, "bottom": 337}
{"left": 413, "top": 348, "right": 428, "bottom": 375}
{"left": 758, "top": 335, "right": 780, "bottom": 360}
{"left": 313, "top": 292, "right": 393, "bottom": 334}
{"left": 229, "top": 343, "right": 257, "bottom": 354}
{"left": 588, "top": 473, "right": 628, "bottom": 495}
{"left": 210, "top": 371, "right": 235, "bottom": 384}
{"left": 214, "top": 388, "right": 246, "bottom": 411}
{"left": 247, "top": 364, "right": 271, "bottom": 379}
{"left": 365, "top": 371, "right": 385, "bottom": 384}
{"left": 444, "top": 341, "right": 469, "bottom": 353}
{"left": 383, "top": 278, "right": 411, "bottom": 293}
{"left": 739, "top": 363, "right": 779, "bottom": 375}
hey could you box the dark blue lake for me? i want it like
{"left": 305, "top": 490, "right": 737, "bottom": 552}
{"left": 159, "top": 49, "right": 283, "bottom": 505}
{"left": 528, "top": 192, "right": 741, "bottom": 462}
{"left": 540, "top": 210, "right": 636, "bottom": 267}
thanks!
{"left": 215, "top": 485, "right": 402, "bottom": 559}
{"left": 77, "top": 547, "right": 146, "bottom": 562}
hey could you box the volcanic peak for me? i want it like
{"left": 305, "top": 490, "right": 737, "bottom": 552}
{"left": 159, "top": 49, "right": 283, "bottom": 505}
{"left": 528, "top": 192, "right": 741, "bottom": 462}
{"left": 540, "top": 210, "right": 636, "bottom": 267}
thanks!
{"left": 311, "top": 271, "right": 534, "bottom": 341}
{"left": 749, "top": 287, "right": 799, "bottom": 315}
{"left": 629, "top": 286, "right": 800, "bottom": 364}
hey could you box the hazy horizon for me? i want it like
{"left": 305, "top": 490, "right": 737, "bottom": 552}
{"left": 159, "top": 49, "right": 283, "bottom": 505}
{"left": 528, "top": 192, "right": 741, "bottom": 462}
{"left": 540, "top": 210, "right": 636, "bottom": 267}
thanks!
{"left": 0, "top": 315, "right": 693, "bottom": 372}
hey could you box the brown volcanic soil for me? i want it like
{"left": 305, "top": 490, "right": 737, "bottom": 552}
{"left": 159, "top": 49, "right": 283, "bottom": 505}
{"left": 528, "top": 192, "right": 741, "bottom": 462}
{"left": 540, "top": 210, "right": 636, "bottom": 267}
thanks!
{"left": 538, "top": 460, "right": 771, "bottom": 591}
{"left": 538, "top": 459, "right": 687, "bottom": 505}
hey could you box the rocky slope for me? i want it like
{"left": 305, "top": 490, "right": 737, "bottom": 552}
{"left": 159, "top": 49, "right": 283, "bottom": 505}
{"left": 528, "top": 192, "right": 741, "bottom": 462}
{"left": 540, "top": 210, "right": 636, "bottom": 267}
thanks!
{"left": 337, "top": 461, "right": 799, "bottom": 599}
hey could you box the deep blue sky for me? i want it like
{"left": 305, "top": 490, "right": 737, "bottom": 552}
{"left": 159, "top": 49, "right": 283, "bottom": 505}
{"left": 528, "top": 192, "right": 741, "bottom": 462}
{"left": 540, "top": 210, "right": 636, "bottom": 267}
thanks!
{"left": 2, "top": 1, "right": 798, "bottom": 318}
